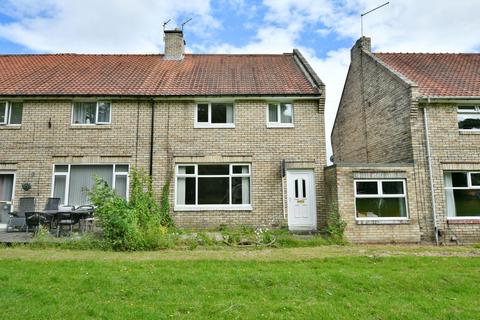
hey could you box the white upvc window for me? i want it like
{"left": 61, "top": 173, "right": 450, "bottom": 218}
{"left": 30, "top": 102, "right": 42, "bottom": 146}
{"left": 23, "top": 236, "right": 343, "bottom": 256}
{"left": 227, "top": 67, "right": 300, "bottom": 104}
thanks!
{"left": 72, "top": 101, "right": 111, "bottom": 125}
{"left": 354, "top": 179, "right": 408, "bottom": 219}
{"left": 52, "top": 164, "right": 129, "bottom": 206}
{"left": 175, "top": 163, "right": 251, "bottom": 211}
{"left": 0, "top": 102, "right": 23, "bottom": 125}
{"left": 457, "top": 106, "right": 480, "bottom": 131}
{"left": 267, "top": 103, "right": 294, "bottom": 127}
{"left": 444, "top": 171, "right": 480, "bottom": 218}
{"left": 195, "top": 102, "right": 235, "bottom": 128}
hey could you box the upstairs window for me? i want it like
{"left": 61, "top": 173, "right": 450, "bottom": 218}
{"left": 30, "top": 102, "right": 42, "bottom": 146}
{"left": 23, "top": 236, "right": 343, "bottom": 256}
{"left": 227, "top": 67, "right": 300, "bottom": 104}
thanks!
{"left": 355, "top": 180, "right": 408, "bottom": 219}
{"left": 72, "top": 101, "right": 111, "bottom": 125}
{"left": 444, "top": 172, "right": 480, "bottom": 218}
{"left": 195, "top": 103, "right": 234, "bottom": 128}
{"left": 267, "top": 103, "right": 293, "bottom": 127}
{"left": 457, "top": 106, "right": 480, "bottom": 130}
{"left": 0, "top": 102, "right": 23, "bottom": 125}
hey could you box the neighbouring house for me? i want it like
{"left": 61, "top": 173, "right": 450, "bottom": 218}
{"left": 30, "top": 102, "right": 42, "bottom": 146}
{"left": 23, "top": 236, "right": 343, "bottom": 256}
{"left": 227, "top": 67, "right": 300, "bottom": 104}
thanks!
{"left": 0, "top": 29, "right": 326, "bottom": 231}
{"left": 329, "top": 37, "right": 480, "bottom": 244}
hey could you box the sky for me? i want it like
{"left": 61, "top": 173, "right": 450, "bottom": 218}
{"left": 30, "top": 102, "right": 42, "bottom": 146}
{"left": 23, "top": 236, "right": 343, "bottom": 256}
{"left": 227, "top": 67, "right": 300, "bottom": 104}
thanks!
{"left": 0, "top": 0, "right": 480, "bottom": 160}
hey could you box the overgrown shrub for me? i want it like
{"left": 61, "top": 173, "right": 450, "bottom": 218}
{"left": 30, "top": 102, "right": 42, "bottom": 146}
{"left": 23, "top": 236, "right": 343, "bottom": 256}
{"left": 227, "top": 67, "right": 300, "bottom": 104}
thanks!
{"left": 88, "top": 168, "right": 174, "bottom": 251}
{"left": 325, "top": 204, "right": 347, "bottom": 243}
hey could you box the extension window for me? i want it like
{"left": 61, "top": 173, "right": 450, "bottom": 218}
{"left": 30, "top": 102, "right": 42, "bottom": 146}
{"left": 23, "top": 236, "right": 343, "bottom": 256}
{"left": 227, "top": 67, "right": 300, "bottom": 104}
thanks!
{"left": 355, "top": 180, "right": 408, "bottom": 219}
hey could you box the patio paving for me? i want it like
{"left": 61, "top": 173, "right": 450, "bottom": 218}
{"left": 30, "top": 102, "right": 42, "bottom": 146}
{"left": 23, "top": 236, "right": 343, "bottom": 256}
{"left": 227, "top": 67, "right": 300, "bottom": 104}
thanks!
{"left": 0, "top": 228, "right": 33, "bottom": 243}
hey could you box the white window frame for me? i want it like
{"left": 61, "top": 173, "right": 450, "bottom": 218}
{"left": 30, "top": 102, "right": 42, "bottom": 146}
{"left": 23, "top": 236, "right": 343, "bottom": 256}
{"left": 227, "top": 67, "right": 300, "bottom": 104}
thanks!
{"left": 0, "top": 171, "right": 16, "bottom": 210}
{"left": 194, "top": 102, "right": 235, "bottom": 128}
{"left": 354, "top": 179, "right": 409, "bottom": 220}
{"left": 266, "top": 102, "right": 294, "bottom": 128}
{"left": 174, "top": 163, "right": 252, "bottom": 211}
{"left": 444, "top": 171, "right": 480, "bottom": 219}
{"left": 0, "top": 102, "right": 22, "bottom": 126}
{"left": 457, "top": 106, "right": 480, "bottom": 132}
{"left": 0, "top": 102, "right": 7, "bottom": 125}
{"left": 51, "top": 164, "right": 129, "bottom": 205}
{"left": 71, "top": 101, "right": 112, "bottom": 125}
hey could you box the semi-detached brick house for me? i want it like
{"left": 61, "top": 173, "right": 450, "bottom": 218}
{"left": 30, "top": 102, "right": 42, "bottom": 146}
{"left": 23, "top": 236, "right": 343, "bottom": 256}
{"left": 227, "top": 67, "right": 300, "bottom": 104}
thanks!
{"left": 0, "top": 29, "right": 326, "bottom": 231}
{"left": 329, "top": 37, "right": 480, "bottom": 244}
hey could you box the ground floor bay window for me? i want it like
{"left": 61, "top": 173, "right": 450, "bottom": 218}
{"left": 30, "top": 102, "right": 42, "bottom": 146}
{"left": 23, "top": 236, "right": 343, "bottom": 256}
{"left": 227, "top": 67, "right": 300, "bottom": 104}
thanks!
{"left": 52, "top": 164, "right": 129, "bottom": 206}
{"left": 175, "top": 164, "right": 251, "bottom": 210}
{"left": 444, "top": 172, "right": 480, "bottom": 218}
{"left": 355, "top": 180, "right": 408, "bottom": 219}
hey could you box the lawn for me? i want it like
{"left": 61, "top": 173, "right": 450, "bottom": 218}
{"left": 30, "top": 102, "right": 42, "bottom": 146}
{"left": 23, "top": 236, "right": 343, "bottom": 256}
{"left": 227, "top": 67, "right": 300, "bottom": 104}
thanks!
{"left": 0, "top": 246, "right": 479, "bottom": 319}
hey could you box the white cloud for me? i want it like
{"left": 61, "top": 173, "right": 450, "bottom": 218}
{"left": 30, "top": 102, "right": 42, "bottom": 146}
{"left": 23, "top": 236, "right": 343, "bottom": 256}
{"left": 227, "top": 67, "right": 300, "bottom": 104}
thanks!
{"left": 0, "top": 0, "right": 218, "bottom": 53}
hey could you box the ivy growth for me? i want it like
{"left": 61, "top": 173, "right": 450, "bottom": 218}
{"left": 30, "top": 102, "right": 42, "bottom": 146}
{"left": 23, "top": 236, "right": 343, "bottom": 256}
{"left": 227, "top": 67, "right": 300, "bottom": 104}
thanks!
{"left": 325, "top": 203, "right": 347, "bottom": 243}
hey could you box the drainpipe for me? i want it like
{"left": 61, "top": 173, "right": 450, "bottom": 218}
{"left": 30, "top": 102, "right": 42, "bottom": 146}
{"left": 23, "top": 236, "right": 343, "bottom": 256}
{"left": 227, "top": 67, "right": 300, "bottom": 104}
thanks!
{"left": 423, "top": 101, "right": 439, "bottom": 245}
{"left": 149, "top": 99, "right": 155, "bottom": 177}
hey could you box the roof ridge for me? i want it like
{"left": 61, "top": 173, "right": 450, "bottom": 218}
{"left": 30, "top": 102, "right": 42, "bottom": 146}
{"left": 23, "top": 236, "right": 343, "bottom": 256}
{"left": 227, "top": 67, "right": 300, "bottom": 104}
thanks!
{"left": 183, "top": 53, "right": 292, "bottom": 56}
{"left": 0, "top": 53, "right": 163, "bottom": 57}
{"left": 0, "top": 53, "right": 294, "bottom": 57}
{"left": 375, "top": 52, "right": 480, "bottom": 56}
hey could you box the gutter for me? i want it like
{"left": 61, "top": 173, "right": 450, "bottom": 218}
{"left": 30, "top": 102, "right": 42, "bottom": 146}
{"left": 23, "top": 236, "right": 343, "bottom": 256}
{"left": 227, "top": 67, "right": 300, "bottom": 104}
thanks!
{"left": 0, "top": 94, "right": 322, "bottom": 100}
{"left": 422, "top": 102, "right": 439, "bottom": 245}
{"left": 149, "top": 99, "right": 155, "bottom": 177}
{"left": 418, "top": 96, "right": 480, "bottom": 103}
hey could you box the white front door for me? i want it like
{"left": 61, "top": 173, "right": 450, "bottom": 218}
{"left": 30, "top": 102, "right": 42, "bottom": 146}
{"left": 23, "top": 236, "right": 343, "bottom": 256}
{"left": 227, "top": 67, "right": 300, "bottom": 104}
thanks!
{"left": 287, "top": 170, "right": 317, "bottom": 231}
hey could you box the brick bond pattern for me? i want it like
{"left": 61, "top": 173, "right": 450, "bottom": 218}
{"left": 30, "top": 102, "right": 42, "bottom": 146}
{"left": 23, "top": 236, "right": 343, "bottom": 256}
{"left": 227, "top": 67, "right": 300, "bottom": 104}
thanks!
{"left": 0, "top": 99, "right": 326, "bottom": 230}
{"left": 331, "top": 37, "right": 480, "bottom": 244}
{"left": 324, "top": 165, "right": 421, "bottom": 243}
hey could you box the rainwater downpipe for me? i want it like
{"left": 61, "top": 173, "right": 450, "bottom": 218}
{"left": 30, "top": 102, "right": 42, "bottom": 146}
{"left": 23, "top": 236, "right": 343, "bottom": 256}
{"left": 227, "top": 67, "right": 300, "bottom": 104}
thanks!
{"left": 423, "top": 99, "right": 439, "bottom": 245}
{"left": 149, "top": 99, "right": 155, "bottom": 177}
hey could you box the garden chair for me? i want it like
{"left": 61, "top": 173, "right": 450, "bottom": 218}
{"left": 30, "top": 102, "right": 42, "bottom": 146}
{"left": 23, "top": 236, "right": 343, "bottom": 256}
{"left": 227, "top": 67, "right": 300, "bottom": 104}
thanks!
{"left": 56, "top": 206, "right": 78, "bottom": 237}
{"left": 42, "top": 197, "right": 61, "bottom": 230}
{"left": 6, "top": 197, "right": 35, "bottom": 232}
{"left": 76, "top": 205, "right": 95, "bottom": 233}
{"left": 25, "top": 211, "right": 46, "bottom": 233}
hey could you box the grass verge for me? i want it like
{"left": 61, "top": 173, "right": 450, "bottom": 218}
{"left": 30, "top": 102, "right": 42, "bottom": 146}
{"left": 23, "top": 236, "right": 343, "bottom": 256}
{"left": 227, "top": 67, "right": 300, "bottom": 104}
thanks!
{"left": 0, "top": 246, "right": 479, "bottom": 319}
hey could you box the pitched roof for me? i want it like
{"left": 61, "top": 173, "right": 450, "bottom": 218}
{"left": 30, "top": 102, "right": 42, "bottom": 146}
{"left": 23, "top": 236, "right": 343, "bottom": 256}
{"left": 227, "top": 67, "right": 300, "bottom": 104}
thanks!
{"left": 374, "top": 53, "right": 480, "bottom": 97}
{"left": 0, "top": 53, "right": 320, "bottom": 97}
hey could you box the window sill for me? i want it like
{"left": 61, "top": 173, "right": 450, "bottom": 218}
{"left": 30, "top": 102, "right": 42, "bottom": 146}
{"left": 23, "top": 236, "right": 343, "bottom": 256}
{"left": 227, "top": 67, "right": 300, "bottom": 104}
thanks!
{"left": 447, "top": 218, "right": 480, "bottom": 224}
{"left": 0, "top": 125, "right": 21, "bottom": 130}
{"left": 266, "top": 123, "right": 294, "bottom": 128}
{"left": 194, "top": 124, "right": 235, "bottom": 129}
{"left": 70, "top": 124, "right": 112, "bottom": 130}
{"left": 459, "top": 130, "right": 480, "bottom": 135}
{"left": 356, "top": 218, "right": 410, "bottom": 225}
{"left": 174, "top": 205, "right": 252, "bottom": 212}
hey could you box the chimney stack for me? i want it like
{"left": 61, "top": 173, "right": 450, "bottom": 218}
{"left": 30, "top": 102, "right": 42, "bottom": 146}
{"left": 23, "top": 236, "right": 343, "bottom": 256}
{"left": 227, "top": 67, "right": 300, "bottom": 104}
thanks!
{"left": 354, "top": 36, "right": 371, "bottom": 52}
{"left": 163, "top": 28, "right": 185, "bottom": 60}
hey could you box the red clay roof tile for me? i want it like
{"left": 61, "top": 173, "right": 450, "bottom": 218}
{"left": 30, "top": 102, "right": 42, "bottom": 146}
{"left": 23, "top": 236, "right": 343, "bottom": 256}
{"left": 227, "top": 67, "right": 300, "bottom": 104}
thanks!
{"left": 0, "top": 53, "right": 319, "bottom": 96}
{"left": 374, "top": 53, "right": 480, "bottom": 97}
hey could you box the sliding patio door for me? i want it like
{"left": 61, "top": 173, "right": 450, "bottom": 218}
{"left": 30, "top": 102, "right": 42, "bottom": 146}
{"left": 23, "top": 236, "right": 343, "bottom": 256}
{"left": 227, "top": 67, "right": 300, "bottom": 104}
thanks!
{"left": 68, "top": 165, "right": 113, "bottom": 206}
{"left": 0, "top": 174, "right": 15, "bottom": 224}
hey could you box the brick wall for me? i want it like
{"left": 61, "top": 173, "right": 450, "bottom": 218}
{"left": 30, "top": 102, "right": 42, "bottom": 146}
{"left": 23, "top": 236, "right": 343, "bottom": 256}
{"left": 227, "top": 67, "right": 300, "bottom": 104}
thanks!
{"left": 412, "top": 105, "right": 480, "bottom": 244}
{"left": 331, "top": 37, "right": 480, "bottom": 244}
{"left": 331, "top": 38, "right": 414, "bottom": 164}
{"left": 152, "top": 99, "right": 326, "bottom": 229}
{"left": 0, "top": 100, "right": 152, "bottom": 212}
{"left": 324, "top": 164, "right": 421, "bottom": 243}
{"left": 0, "top": 98, "right": 327, "bottom": 230}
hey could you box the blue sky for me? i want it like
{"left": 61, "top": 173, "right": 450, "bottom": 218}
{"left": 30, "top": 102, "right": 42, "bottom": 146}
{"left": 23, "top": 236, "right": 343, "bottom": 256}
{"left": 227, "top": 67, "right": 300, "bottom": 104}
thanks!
{"left": 0, "top": 0, "right": 479, "bottom": 157}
